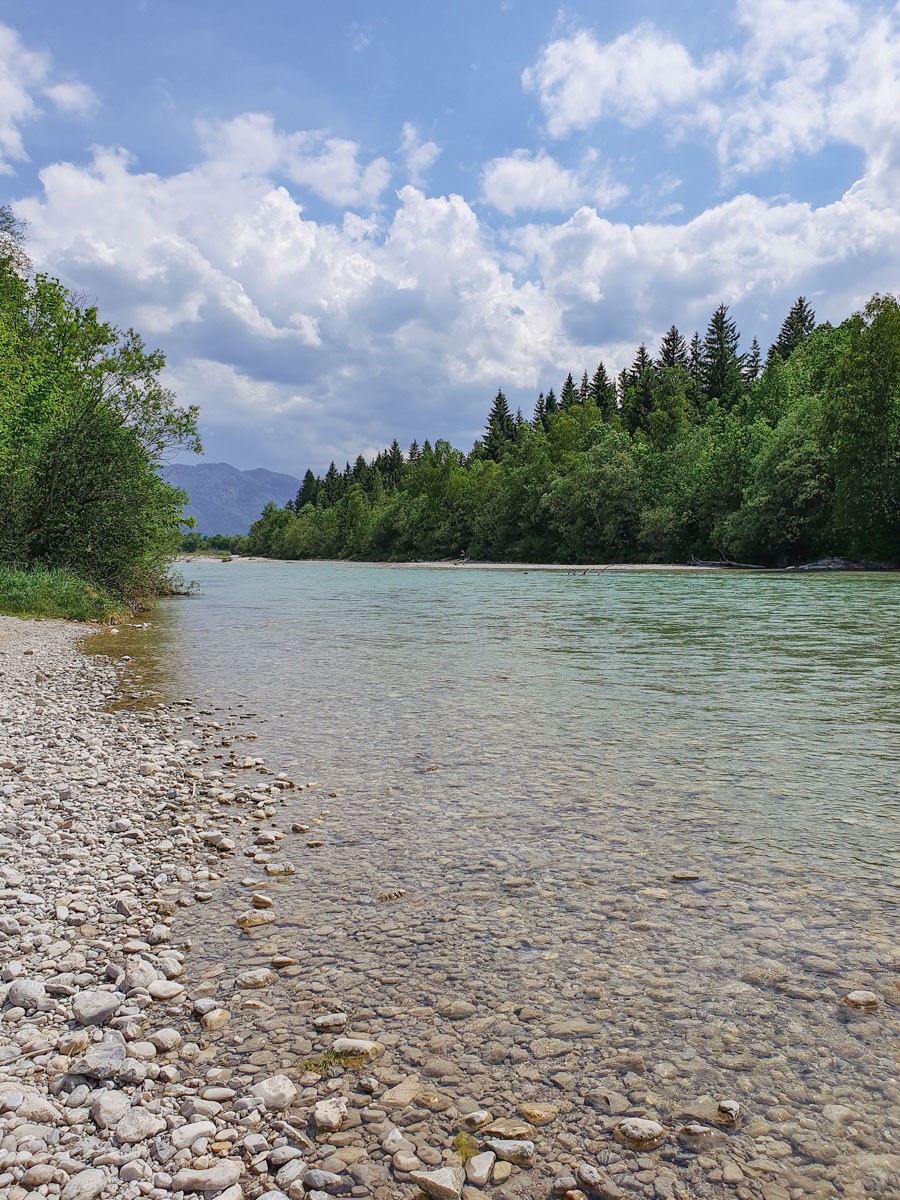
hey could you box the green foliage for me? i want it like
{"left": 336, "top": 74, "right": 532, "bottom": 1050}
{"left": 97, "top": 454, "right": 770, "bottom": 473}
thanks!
{"left": 0, "top": 213, "right": 200, "bottom": 603}
{"left": 0, "top": 566, "right": 125, "bottom": 621}
{"left": 244, "top": 292, "right": 900, "bottom": 567}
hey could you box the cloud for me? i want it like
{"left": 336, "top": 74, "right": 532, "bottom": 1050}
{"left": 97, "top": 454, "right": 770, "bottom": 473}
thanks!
{"left": 196, "top": 113, "right": 391, "bottom": 209}
{"left": 400, "top": 122, "right": 440, "bottom": 186}
{"left": 522, "top": 25, "right": 727, "bottom": 137}
{"left": 0, "top": 23, "right": 98, "bottom": 172}
{"left": 44, "top": 80, "right": 98, "bottom": 117}
{"left": 522, "top": 3, "right": 900, "bottom": 181}
{"left": 481, "top": 149, "right": 626, "bottom": 215}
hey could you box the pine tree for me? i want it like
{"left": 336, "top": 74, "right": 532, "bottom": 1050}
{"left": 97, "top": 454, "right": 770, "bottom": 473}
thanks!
{"left": 514, "top": 407, "right": 524, "bottom": 427}
{"left": 743, "top": 336, "right": 761, "bottom": 385}
{"left": 408, "top": 440, "right": 420, "bottom": 463}
{"left": 700, "top": 303, "right": 745, "bottom": 409}
{"left": 656, "top": 325, "right": 689, "bottom": 371}
{"left": 533, "top": 392, "right": 547, "bottom": 427}
{"left": 295, "top": 469, "right": 320, "bottom": 509}
{"left": 544, "top": 387, "right": 558, "bottom": 414}
{"left": 484, "top": 389, "right": 516, "bottom": 460}
{"left": 590, "top": 362, "right": 617, "bottom": 420}
{"left": 774, "top": 296, "right": 816, "bottom": 360}
{"left": 560, "top": 372, "right": 578, "bottom": 409}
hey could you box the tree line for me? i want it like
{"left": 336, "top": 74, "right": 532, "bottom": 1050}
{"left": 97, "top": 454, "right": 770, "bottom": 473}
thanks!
{"left": 246, "top": 294, "right": 899, "bottom": 566}
{"left": 0, "top": 207, "right": 201, "bottom": 602}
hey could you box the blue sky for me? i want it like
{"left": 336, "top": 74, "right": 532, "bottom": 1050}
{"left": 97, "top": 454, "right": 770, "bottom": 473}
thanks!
{"left": 3, "top": 1, "right": 899, "bottom": 474}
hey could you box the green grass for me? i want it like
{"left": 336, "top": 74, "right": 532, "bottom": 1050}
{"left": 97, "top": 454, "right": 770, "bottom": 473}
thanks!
{"left": 0, "top": 567, "right": 127, "bottom": 622}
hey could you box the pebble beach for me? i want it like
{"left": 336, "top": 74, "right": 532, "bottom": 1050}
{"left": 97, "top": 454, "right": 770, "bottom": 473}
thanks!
{"left": 1, "top": 613, "right": 896, "bottom": 1200}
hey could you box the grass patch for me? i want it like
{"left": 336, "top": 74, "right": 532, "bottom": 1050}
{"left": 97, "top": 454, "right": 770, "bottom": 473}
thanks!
{"left": 0, "top": 567, "right": 127, "bottom": 622}
{"left": 299, "top": 1049, "right": 367, "bottom": 1077}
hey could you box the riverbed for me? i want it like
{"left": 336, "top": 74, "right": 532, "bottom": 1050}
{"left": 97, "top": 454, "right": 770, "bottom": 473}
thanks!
{"left": 88, "top": 561, "right": 899, "bottom": 1200}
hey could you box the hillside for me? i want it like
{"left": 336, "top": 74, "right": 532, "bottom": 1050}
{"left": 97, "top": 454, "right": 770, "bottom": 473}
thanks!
{"left": 166, "top": 462, "right": 300, "bottom": 535}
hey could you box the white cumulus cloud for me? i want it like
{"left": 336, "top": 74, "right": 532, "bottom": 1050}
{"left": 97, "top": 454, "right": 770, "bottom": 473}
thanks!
{"left": 0, "top": 23, "right": 98, "bottom": 172}
{"left": 522, "top": 25, "right": 728, "bottom": 137}
{"left": 481, "top": 149, "right": 626, "bottom": 215}
{"left": 400, "top": 122, "right": 441, "bottom": 186}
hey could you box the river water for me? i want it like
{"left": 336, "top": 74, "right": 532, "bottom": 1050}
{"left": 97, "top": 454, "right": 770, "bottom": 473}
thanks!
{"left": 92, "top": 561, "right": 899, "bottom": 1199}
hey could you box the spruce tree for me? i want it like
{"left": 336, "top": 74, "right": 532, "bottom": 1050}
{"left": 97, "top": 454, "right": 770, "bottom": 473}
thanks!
{"left": 295, "top": 468, "right": 320, "bottom": 509}
{"left": 689, "top": 332, "right": 702, "bottom": 382}
{"left": 484, "top": 389, "right": 516, "bottom": 460}
{"left": 533, "top": 392, "right": 547, "bottom": 427}
{"left": 560, "top": 372, "right": 578, "bottom": 409}
{"left": 590, "top": 362, "right": 617, "bottom": 420}
{"left": 700, "top": 304, "right": 744, "bottom": 409}
{"left": 579, "top": 370, "right": 592, "bottom": 404}
{"left": 544, "top": 387, "right": 559, "bottom": 414}
{"left": 322, "top": 461, "right": 343, "bottom": 506}
{"left": 774, "top": 296, "right": 816, "bottom": 359}
{"left": 657, "top": 325, "right": 689, "bottom": 371}
{"left": 743, "top": 337, "right": 762, "bottom": 385}
{"left": 408, "top": 440, "right": 420, "bottom": 463}
{"left": 620, "top": 344, "right": 655, "bottom": 434}
{"left": 385, "top": 439, "right": 404, "bottom": 487}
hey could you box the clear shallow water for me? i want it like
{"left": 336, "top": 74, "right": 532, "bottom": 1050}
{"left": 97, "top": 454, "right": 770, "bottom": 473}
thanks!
{"left": 93, "top": 562, "right": 899, "bottom": 1198}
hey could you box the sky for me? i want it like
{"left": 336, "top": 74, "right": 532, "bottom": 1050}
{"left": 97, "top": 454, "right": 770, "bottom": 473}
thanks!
{"left": 2, "top": 1, "right": 899, "bottom": 475}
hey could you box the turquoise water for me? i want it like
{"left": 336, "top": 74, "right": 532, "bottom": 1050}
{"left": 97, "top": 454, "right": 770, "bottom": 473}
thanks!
{"left": 118, "top": 561, "right": 898, "bottom": 888}
{"left": 94, "top": 562, "right": 899, "bottom": 1197}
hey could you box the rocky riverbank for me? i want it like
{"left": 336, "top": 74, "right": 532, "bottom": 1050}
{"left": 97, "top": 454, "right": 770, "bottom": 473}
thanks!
{"left": 1, "top": 615, "right": 895, "bottom": 1200}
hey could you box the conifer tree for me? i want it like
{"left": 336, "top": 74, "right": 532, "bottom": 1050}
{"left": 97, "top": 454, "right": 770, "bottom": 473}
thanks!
{"left": 774, "top": 296, "right": 816, "bottom": 360}
{"left": 533, "top": 392, "right": 547, "bottom": 427}
{"left": 408, "top": 440, "right": 420, "bottom": 463}
{"left": 484, "top": 389, "right": 516, "bottom": 460}
{"left": 295, "top": 468, "right": 320, "bottom": 509}
{"left": 700, "top": 304, "right": 745, "bottom": 409}
{"left": 385, "top": 438, "right": 404, "bottom": 487}
{"left": 620, "top": 344, "right": 655, "bottom": 433}
{"left": 590, "top": 362, "right": 617, "bottom": 420}
{"left": 515, "top": 407, "right": 524, "bottom": 427}
{"left": 743, "top": 337, "right": 762, "bottom": 385}
{"left": 579, "top": 371, "right": 592, "bottom": 404}
{"left": 689, "top": 332, "right": 702, "bottom": 381}
{"left": 322, "top": 461, "right": 343, "bottom": 506}
{"left": 657, "top": 325, "right": 689, "bottom": 370}
{"left": 560, "top": 372, "right": 578, "bottom": 409}
{"left": 544, "top": 387, "right": 558, "bottom": 414}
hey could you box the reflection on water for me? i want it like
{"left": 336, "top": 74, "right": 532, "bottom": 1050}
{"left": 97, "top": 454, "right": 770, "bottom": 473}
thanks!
{"left": 89, "top": 562, "right": 900, "bottom": 1197}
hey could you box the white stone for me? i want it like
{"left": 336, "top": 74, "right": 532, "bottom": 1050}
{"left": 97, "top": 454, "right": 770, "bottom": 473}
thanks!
{"left": 465, "top": 1152, "right": 495, "bottom": 1186}
{"left": 72, "top": 988, "right": 122, "bottom": 1026}
{"left": 251, "top": 1074, "right": 297, "bottom": 1112}
{"left": 314, "top": 1095, "right": 348, "bottom": 1132}
{"left": 60, "top": 1168, "right": 108, "bottom": 1200}
{"left": 170, "top": 1161, "right": 242, "bottom": 1192}
{"left": 90, "top": 1090, "right": 131, "bottom": 1129}
{"left": 172, "top": 1119, "right": 217, "bottom": 1149}
{"left": 409, "top": 1166, "right": 465, "bottom": 1200}
{"left": 116, "top": 1105, "right": 166, "bottom": 1143}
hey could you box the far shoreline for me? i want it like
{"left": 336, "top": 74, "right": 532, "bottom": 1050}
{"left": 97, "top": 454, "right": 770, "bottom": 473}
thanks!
{"left": 175, "top": 554, "right": 897, "bottom": 574}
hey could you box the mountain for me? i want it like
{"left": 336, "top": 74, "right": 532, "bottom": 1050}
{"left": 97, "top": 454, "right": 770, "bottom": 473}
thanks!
{"left": 166, "top": 462, "right": 300, "bottom": 535}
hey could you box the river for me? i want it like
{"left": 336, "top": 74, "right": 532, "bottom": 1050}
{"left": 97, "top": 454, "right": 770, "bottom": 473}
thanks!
{"left": 91, "top": 561, "right": 899, "bottom": 1199}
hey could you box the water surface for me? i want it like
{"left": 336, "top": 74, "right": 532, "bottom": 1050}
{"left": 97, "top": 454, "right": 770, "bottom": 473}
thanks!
{"left": 93, "top": 562, "right": 899, "bottom": 1198}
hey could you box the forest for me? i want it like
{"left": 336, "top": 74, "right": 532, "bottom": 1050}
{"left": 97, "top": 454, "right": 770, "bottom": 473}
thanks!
{"left": 245, "top": 294, "right": 899, "bottom": 566}
{"left": 0, "top": 207, "right": 200, "bottom": 610}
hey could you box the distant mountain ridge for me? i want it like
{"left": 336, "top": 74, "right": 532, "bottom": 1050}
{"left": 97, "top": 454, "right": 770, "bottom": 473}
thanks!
{"left": 166, "top": 462, "right": 300, "bottom": 535}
